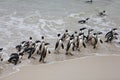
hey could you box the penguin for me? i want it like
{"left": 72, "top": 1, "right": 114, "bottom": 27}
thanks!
{"left": 66, "top": 38, "right": 75, "bottom": 56}
{"left": 77, "top": 33, "right": 86, "bottom": 51}
{"left": 39, "top": 45, "right": 51, "bottom": 63}
{"left": 86, "top": 0, "right": 93, "bottom": 3}
{"left": 8, "top": 53, "right": 23, "bottom": 65}
{"left": 54, "top": 34, "right": 64, "bottom": 54}
{"left": 86, "top": 28, "right": 94, "bottom": 43}
{"left": 98, "top": 10, "right": 106, "bottom": 17}
{"left": 72, "top": 31, "right": 79, "bottom": 50}
{"left": 91, "top": 33, "right": 103, "bottom": 49}
{"left": 61, "top": 29, "right": 70, "bottom": 42}
{"left": 39, "top": 36, "right": 46, "bottom": 55}
{"left": 78, "top": 18, "right": 90, "bottom": 24}
{"left": 105, "top": 28, "right": 118, "bottom": 43}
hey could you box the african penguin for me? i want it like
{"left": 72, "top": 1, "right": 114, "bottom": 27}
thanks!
{"left": 78, "top": 18, "right": 90, "bottom": 24}
{"left": 54, "top": 34, "right": 64, "bottom": 54}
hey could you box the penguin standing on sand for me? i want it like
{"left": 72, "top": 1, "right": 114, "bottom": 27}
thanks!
{"left": 91, "top": 32, "right": 103, "bottom": 49}
{"left": 77, "top": 33, "right": 86, "bottom": 51}
{"left": 105, "top": 28, "right": 118, "bottom": 43}
{"left": 66, "top": 38, "right": 75, "bottom": 56}
{"left": 54, "top": 34, "right": 64, "bottom": 54}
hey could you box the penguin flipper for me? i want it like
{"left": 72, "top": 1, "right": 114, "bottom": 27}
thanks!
{"left": 55, "top": 41, "right": 59, "bottom": 50}
{"left": 61, "top": 43, "right": 64, "bottom": 49}
{"left": 100, "top": 39, "right": 103, "bottom": 43}
{"left": 83, "top": 42, "right": 86, "bottom": 48}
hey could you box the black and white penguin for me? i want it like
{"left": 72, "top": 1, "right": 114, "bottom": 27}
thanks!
{"left": 78, "top": 18, "right": 90, "bottom": 24}
{"left": 39, "top": 45, "right": 51, "bottom": 63}
{"left": 91, "top": 33, "right": 103, "bottom": 49}
{"left": 77, "top": 33, "right": 86, "bottom": 51}
{"left": 72, "top": 31, "right": 78, "bottom": 50}
{"left": 105, "top": 28, "right": 118, "bottom": 43}
{"left": 61, "top": 29, "right": 70, "bottom": 42}
{"left": 86, "top": 28, "right": 94, "bottom": 43}
{"left": 54, "top": 34, "right": 64, "bottom": 54}
{"left": 98, "top": 10, "right": 106, "bottom": 17}
{"left": 66, "top": 38, "right": 75, "bottom": 56}
{"left": 8, "top": 53, "right": 23, "bottom": 65}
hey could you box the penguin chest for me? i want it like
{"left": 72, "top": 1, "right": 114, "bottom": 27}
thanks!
{"left": 91, "top": 37, "right": 97, "bottom": 45}
{"left": 78, "top": 39, "right": 83, "bottom": 48}
{"left": 55, "top": 40, "right": 62, "bottom": 50}
{"left": 68, "top": 43, "right": 73, "bottom": 52}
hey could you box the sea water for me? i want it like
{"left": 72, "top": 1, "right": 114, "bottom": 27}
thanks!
{"left": 0, "top": 0, "right": 120, "bottom": 79}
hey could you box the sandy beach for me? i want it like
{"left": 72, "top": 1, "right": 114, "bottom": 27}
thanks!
{"left": 1, "top": 56, "right": 120, "bottom": 80}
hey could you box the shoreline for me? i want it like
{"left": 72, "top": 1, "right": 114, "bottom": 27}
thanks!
{"left": 1, "top": 56, "right": 120, "bottom": 80}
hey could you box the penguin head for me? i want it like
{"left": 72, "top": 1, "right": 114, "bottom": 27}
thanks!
{"left": 74, "top": 31, "right": 77, "bottom": 34}
{"left": 57, "top": 34, "right": 61, "bottom": 37}
{"left": 29, "top": 37, "right": 32, "bottom": 40}
{"left": 41, "top": 36, "right": 44, "bottom": 39}
{"left": 65, "top": 29, "right": 68, "bottom": 32}
{"left": 103, "top": 10, "right": 106, "bottom": 13}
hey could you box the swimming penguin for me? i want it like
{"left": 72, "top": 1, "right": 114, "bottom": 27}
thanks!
{"left": 61, "top": 29, "right": 70, "bottom": 42}
{"left": 91, "top": 33, "right": 103, "bottom": 49}
{"left": 86, "top": 0, "right": 93, "bottom": 3}
{"left": 98, "top": 10, "right": 106, "bottom": 17}
{"left": 77, "top": 33, "right": 86, "bottom": 51}
{"left": 54, "top": 34, "right": 64, "bottom": 54}
{"left": 39, "top": 45, "right": 51, "bottom": 63}
{"left": 105, "top": 28, "right": 118, "bottom": 43}
{"left": 78, "top": 18, "right": 90, "bottom": 24}
{"left": 66, "top": 38, "right": 75, "bottom": 56}
{"left": 8, "top": 53, "right": 23, "bottom": 65}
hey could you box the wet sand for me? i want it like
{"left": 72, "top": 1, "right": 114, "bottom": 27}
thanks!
{"left": 1, "top": 56, "right": 120, "bottom": 80}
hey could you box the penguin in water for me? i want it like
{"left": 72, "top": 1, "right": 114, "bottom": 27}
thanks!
{"left": 39, "top": 36, "right": 46, "bottom": 55}
{"left": 77, "top": 33, "right": 86, "bottom": 51}
{"left": 8, "top": 53, "right": 23, "bottom": 65}
{"left": 61, "top": 29, "right": 70, "bottom": 42}
{"left": 78, "top": 18, "right": 90, "bottom": 24}
{"left": 91, "top": 32, "right": 103, "bottom": 49}
{"left": 86, "top": 28, "right": 94, "bottom": 43}
{"left": 54, "top": 34, "right": 64, "bottom": 54}
{"left": 39, "top": 45, "right": 51, "bottom": 63}
{"left": 72, "top": 31, "right": 78, "bottom": 50}
{"left": 98, "top": 10, "right": 106, "bottom": 17}
{"left": 105, "top": 28, "right": 118, "bottom": 43}
{"left": 66, "top": 37, "right": 75, "bottom": 56}
{"left": 86, "top": 0, "right": 93, "bottom": 3}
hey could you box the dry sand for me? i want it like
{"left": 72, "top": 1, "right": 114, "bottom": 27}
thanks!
{"left": 1, "top": 56, "right": 120, "bottom": 80}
